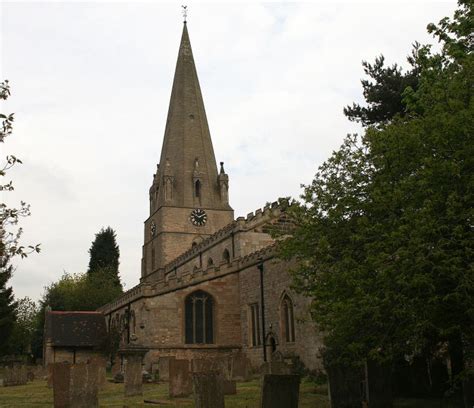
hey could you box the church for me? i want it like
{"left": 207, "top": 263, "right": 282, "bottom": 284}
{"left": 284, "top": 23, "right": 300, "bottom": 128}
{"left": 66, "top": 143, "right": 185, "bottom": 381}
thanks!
{"left": 99, "top": 21, "right": 323, "bottom": 374}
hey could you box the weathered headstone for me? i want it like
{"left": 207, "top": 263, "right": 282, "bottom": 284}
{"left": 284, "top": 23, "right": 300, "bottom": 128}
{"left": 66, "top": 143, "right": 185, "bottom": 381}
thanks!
{"left": 89, "top": 356, "right": 107, "bottom": 390}
{"left": 52, "top": 362, "right": 99, "bottom": 408}
{"left": 69, "top": 362, "right": 99, "bottom": 408}
{"left": 192, "top": 372, "right": 225, "bottom": 408}
{"left": 231, "top": 353, "right": 250, "bottom": 381}
{"left": 326, "top": 363, "right": 364, "bottom": 408}
{"left": 124, "top": 353, "right": 144, "bottom": 397}
{"left": 220, "top": 375, "right": 237, "bottom": 395}
{"left": 366, "top": 360, "right": 393, "bottom": 408}
{"left": 47, "top": 364, "right": 54, "bottom": 388}
{"left": 2, "top": 363, "right": 28, "bottom": 386}
{"left": 158, "top": 356, "right": 175, "bottom": 381}
{"left": 53, "top": 363, "right": 71, "bottom": 407}
{"left": 111, "top": 360, "right": 121, "bottom": 377}
{"left": 260, "top": 374, "right": 300, "bottom": 408}
{"left": 169, "top": 359, "right": 192, "bottom": 398}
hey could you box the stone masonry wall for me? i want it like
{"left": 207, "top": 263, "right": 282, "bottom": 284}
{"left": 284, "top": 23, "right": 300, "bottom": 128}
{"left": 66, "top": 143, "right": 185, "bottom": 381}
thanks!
{"left": 239, "top": 257, "right": 324, "bottom": 372}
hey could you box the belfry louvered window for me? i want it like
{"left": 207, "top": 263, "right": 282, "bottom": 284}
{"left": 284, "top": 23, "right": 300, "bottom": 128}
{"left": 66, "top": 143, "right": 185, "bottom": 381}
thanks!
{"left": 185, "top": 290, "right": 214, "bottom": 344}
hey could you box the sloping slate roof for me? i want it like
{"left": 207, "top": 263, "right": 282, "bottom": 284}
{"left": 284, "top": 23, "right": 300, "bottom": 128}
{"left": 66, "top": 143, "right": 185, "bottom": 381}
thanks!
{"left": 44, "top": 311, "right": 107, "bottom": 347}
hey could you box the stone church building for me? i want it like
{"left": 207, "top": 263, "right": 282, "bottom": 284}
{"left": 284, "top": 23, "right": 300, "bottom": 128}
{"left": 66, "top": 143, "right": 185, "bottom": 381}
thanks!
{"left": 99, "top": 22, "right": 323, "bottom": 373}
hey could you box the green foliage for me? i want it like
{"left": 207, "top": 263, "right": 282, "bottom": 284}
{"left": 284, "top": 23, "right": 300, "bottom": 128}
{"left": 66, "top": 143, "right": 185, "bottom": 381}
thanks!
{"left": 7, "top": 297, "right": 39, "bottom": 355}
{"left": 343, "top": 49, "right": 422, "bottom": 127}
{"left": 88, "top": 226, "right": 121, "bottom": 288}
{"left": 31, "top": 271, "right": 123, "bottom": 358}
{"left": 0, "top": 80, "right": 40, "bottom": 357}
{"left": 0, "top": 262, "right": 17, "bottom": 354}
{"left": 279, "top": 1, "right": 473, "bottom": 370}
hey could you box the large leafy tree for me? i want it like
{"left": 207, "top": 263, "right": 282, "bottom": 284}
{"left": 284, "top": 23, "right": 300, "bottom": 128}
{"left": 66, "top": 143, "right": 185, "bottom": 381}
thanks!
{"left": 88, "top": 226, "right": 121, "bottom": 288}
{"left": 279, "top": 0, "right": 473, "bottom": 400}
{"left": 31, "top": 271, "right": 123, "bottom": 358}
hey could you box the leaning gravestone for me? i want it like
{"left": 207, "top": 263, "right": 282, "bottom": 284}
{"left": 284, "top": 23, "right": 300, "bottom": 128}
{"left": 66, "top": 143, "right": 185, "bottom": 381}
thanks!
{"left": 192, "top": 372, "right": 225, "bottom": 408}
{"left": 169, "top": 359, "right": 192, "bottom": 397}
{"left": 260, "top": 374, "right": 300, "bottom": 408}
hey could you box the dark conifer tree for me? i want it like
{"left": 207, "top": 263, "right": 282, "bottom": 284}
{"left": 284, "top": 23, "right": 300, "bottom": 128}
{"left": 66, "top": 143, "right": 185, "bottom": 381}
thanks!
{"left": 0, "top": 248, "right": 17, "bottom": 354}
{"left": 87, "top": 227, "right": 121, "bottom": 288}
{"left": 343, "top": 48, "right": 421, "bottom": 127}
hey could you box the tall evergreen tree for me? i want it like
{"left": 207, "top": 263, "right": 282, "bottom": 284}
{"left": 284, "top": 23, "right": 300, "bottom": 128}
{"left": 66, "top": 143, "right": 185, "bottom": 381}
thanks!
{"left": 0, "top": 251, "right": 17, "bottom": 353}
{"left": 343, "top": 48, "right": 421, "bottom": 127}
{"left": 87, "top": 226, "right": 121, "bottom": 288}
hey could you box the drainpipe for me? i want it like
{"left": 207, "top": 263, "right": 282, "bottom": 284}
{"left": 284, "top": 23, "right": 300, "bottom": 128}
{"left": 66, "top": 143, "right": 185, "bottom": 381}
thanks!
{"left": 257, "top": 258, "right": 267, "bottom": 362}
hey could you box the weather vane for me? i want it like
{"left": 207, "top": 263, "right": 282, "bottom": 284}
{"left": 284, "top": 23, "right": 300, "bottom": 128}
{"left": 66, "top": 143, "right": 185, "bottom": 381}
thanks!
{"left": 182, "top": 5, "right": 188, "bottom": 23}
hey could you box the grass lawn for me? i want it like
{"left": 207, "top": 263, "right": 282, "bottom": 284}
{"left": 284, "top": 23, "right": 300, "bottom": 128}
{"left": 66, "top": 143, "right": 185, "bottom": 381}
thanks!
{"left": 0, "top": 378, "right": 327, "bottom": 408}
{"left": 0, "top": 378, "right": 463, "bottom": 407}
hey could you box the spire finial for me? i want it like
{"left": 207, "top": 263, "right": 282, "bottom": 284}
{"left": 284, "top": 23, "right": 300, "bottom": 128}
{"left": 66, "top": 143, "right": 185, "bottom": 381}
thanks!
{"left": 182, "top": 5, "right": 188, "bottom": 23}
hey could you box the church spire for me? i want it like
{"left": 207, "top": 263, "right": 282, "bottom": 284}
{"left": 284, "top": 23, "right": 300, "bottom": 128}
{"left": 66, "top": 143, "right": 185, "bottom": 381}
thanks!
{"left": 154, "top": 22, "right": 229, "bottom": 210}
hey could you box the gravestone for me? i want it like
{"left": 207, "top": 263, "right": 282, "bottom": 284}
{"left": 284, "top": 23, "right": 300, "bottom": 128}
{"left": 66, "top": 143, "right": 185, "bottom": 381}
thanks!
{"left": 326, "top": 363, "right": 364, "bottom": 408}
{"left": 260, "top": 374, "right": 300, "bottom": 408}
{"left": 2, "top": 363, "right": 28, "bottom": 386}
{"left": 69, "top": 362, "right": 99, "bottom": 408}
{"left": 366, "top": 360, "right": 393, "bottom": 408}
{"left": 261, "top": 361, "right": 291, "bottom": 375}
{"left": 52, "top": 362, "right": 99, "bottom": 408}
{"left": 158, "top": 356, "right": 175, "bottom": 381}
{"left": 231, "top": 352, "right": 250, "bottom": 381}
{"left": 47, "top": 364, "right": 54, "bottom": 388}
{"left": 121, "top": 349, "right": 147, "bottom": 397}
{"left": 89, "top": 356, "right": 107, "bottom": 390}
{"left": 192, "top": 372, "right": 225, "bottom": 408}
{"left": 53, "top": 362, "right": 71, "bottom": 407}
{"left": 220, "top": 375, "right": 237, "bottom": 395}
{"left": 169, "top": 359, "right": 192, "bottom": 398}
{"left": 111, "top": 360, "right": 121, "bottom": 377}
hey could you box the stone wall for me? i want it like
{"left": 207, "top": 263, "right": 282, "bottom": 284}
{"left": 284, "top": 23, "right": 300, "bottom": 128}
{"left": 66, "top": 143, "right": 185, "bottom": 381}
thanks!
{"left": 239, "top": 257, "right": 323, "bottom": 372}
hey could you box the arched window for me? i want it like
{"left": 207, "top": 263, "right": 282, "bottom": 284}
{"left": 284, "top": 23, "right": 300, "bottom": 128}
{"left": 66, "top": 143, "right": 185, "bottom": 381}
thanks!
{"left": 281, "top": 295, "right": 295, "bottom": 343}
{"left": 222, "top": 249, "right": 230, "bottom": 264}
{"left": 185, "top": 290, "right": 214, "bottom": 344}
{"left": 195, "top": 180, "right": 201, "bottom": 198}
{"left": 207, "top": 258, "right": 214, "bottom": 268}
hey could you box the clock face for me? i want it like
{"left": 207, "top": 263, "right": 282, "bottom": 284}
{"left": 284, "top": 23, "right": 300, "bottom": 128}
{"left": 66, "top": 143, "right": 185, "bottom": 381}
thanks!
{"left": 150, "top": 221, "right": 156, "bottom": 237}
{"left": 190, "top": 208, "right": 207, "bottom": 226}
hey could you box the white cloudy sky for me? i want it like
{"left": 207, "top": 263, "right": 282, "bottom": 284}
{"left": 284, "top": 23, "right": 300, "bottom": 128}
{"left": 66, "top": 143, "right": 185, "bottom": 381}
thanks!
{"left": 1, "top": 0, "right": 456, "bottom": 301}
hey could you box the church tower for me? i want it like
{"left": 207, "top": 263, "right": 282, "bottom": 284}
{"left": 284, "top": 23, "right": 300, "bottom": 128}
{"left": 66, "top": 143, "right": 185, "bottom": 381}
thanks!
{"left": 141, "top": 23, "right": 234, "bottom": 279}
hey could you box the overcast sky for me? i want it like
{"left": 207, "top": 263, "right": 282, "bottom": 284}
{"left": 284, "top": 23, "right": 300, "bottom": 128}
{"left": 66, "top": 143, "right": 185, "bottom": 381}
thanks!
{"left": 1, "top": 1, "right": 457, "bottom": 302}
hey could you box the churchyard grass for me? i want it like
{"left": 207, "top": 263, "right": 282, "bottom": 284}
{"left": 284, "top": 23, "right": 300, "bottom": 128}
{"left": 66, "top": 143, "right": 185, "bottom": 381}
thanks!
{"left": 0, "top": 378, "right": 461, "bottom": 407}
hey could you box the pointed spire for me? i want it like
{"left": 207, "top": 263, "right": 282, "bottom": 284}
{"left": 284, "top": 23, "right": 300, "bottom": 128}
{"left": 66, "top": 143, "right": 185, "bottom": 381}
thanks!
{"left": 156, "top": 23, "right": 228, "bottom": 210}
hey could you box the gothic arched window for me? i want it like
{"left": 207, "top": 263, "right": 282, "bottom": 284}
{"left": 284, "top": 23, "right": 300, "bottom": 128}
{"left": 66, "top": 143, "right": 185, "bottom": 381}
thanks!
{"left": 222, "top": 249, "right": 230, "bottom": 264}
{"left": 185, "top": 290, "right": 214, "bottom": 344}
{"left": 281, "top": 295, "right": 296, "bottom": 343}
